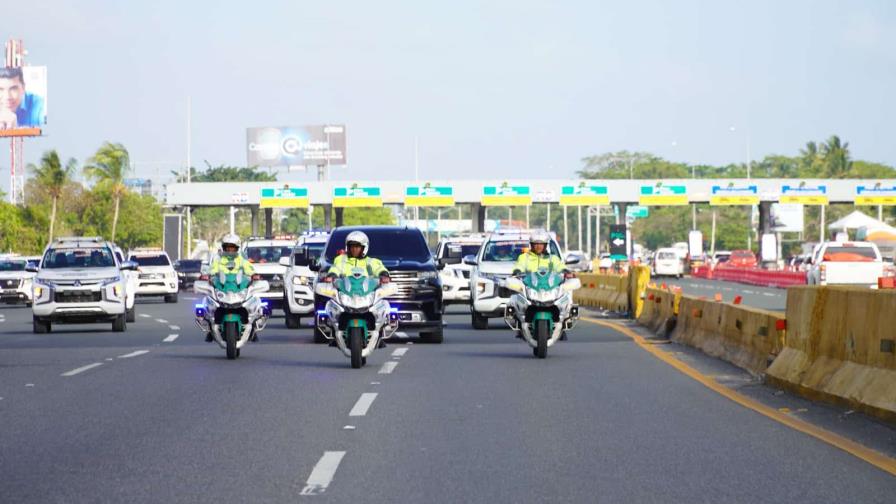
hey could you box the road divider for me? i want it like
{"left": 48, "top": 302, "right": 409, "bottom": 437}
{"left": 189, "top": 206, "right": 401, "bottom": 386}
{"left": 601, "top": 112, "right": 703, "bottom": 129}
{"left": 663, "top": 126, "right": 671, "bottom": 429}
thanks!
{"left": 576, "top": 268, "right": 896, "bottom": 422}
{"left": 766, "top": 286, "right": 896, "bottom": 423}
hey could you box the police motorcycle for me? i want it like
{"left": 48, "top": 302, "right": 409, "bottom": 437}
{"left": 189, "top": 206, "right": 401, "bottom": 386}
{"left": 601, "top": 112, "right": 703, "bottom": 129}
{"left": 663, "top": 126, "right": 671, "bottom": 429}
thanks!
{"left": 502, "top": 268, "right": 581, "bottom": 358}
{"left": 193, "top": 270, "right": 271, "bottom": 360}
{"left": 315, "top": 267, "right": 399, "bottom": 369}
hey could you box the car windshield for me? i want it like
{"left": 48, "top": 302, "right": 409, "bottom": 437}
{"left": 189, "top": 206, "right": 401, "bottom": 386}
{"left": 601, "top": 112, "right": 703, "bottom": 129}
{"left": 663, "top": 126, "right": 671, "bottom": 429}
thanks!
{"left": 130, "top": 254, "right": 171, "bottom": 266}
{"left": 305, "top": 243, "right": 326, "bottom": 261}
{"left": 442, "top": 243, "right": 481, "bottom": 259}
{"left": 245, "top": 246, "right": 292, "bottom": 263}
{"left": 731, "top": 251, "right": 754, "bottom": 259}
{"left": 657, "top": 252, "right": 677, "bottom": 260}
{"left": 323, "top": 229, "right": 431, "bottom": 262}
{"left": 481, "top": 240, "right": 561, "bottom": 262}
{"left": 0, "top": 260, "right": 26, "bottom": 271}
{"left": 43, "top": 247, "right": 115, "bottom": 268}
{"left": 822, "top": 246, "right": 878, "bottom": 262}
{"left": 176, "top": 260, "right": 202, "bottom": 271}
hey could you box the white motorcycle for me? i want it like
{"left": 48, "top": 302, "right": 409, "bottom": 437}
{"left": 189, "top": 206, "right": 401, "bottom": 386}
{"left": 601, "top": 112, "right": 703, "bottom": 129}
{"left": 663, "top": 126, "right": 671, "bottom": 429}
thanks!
{"left": 193, "top": 272, "right": 271, "bottom": 360}
{"left": 503, "top": 269, "right": 581, "bottom": 358}
{"left": 315, "top": 268, "right": 400, "bottom": 369}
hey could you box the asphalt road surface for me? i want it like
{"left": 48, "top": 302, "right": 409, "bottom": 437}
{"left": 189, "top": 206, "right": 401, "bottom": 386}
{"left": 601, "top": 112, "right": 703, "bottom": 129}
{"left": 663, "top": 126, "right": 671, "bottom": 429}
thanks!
{"left": 1, "top": 297, "right": 894, "bottom": 503}
{"left": 658, "top": 276, "right": 788, "bottom": 311}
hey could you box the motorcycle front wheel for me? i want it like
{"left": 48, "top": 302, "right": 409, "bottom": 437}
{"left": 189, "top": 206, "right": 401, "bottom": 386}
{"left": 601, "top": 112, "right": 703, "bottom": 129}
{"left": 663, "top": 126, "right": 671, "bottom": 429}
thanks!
{"left": 534, "top": 319, "right": 549, "bottom": 359}
{"left": 224, "top": 321, "right": 239, "bottom": 360}
{"left": 349, "top": 326, "right": 364, "bottom": 369}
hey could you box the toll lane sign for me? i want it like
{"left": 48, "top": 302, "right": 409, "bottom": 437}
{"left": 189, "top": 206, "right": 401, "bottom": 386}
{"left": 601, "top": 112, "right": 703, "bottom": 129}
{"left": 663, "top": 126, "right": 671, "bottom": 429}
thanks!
{"left": 780, "top": 184, "right": 828, "bottom": 205}
{"left": 855, "top": 184, "right": 896, "bottom": 206}
{"left": 405, "top": 185, "right": 454, "bottom": 207}
{"left": 559, "top": 184, "right": 609, "bottom": 206}
{"left": 333, "top": 185, "right": 383, "bottom": 208}
{"left": 639, "top": 184, "right": 688, "bottom": 206}
{"left": 259, "top": 187, "right": 309, "bottom": 208}
{"left": 710, "top": 184, "right": 759, "bottom": 205}
{"left": 481, "top": 184, "right": 532, "bottom": 206}
{"left": 609, "top": 224, "right": 628, "bottom": 260}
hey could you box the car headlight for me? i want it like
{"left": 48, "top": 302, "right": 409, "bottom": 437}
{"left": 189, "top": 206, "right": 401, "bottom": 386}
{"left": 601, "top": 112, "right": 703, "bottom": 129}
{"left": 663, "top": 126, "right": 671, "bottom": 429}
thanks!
{"left": 33, "top": 285, "right": 44, "bottom": 298}
{"left": 292, "top": 276, "right": 310, "bottom": 286}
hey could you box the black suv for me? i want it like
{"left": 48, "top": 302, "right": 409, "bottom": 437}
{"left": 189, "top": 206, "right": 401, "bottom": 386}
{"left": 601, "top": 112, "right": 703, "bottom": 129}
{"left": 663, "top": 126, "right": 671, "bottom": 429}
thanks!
{"left": 312, "top": 226, "right": 444, "bottom": 343}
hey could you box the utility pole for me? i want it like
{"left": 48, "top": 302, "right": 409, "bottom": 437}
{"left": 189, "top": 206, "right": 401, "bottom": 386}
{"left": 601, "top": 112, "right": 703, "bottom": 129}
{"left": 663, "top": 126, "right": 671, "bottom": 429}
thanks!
{"left": 563, "top": 206, "right": 568, "bottom": 252}
{"left": 586, "top": 207, "right": 591, "bottom": 258}
{"left": 577, "top": 205, "right": 583, "bottom": 252}
{"left": 710, "top": 211, "right": 717, "bottom": 256}
{"left": 185, "top": 96, "right": 192, "bottom": 258}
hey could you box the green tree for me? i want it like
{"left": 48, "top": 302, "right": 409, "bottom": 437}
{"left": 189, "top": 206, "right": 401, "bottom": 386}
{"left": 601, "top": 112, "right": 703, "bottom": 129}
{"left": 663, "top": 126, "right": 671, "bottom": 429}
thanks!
{"left": 28, "top": 150, "right": 77, "bottom": 242}
{"left": 820, "top": 135, "right": 851, "bottom": 178}
{"left": 83, "top": 142, "right": 131, "bottom": 241}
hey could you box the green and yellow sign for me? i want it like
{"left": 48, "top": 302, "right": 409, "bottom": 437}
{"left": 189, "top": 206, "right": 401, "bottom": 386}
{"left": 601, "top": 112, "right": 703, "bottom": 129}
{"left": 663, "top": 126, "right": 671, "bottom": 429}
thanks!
{"left": 405, "top": 184, "right": 454, "bottom": 207}
{"left": 481, "top": 184, "right": 532, "bottom": 206}
{"left": 259, "top": 187, "right": 309, "bottom": 208}
{"left": 639, "top": 184, "right": 688, "bottom": 206}
{"left": 560, "top": 184, "right": 609, "bottom": 206}
{"left": 333, "top": 185, "right": 383, "bottom": 208}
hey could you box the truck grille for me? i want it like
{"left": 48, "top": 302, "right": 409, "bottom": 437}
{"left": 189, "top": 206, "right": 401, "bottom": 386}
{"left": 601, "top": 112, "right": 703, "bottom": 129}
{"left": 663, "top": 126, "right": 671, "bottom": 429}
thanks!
{"left": 55, "top": 290, "right": 102, "bottom": 303}
{"left": 0, "top": 279, "right": 20, "bottom": 289}
{"left": 389, "top": 272, "right": 423, "bottom": 299}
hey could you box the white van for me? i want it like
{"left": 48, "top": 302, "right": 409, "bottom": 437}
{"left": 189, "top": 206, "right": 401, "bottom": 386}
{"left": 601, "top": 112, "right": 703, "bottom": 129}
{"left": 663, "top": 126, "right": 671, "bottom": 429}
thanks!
{"left": 653, "top": 247, "right": 685, "bottom": 278}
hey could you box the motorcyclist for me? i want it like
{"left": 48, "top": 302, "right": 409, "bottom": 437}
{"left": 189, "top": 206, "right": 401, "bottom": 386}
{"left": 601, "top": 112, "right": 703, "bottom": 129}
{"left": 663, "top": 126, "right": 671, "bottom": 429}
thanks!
{"left": 206, "top": 234, "right": 255, "bottom": 341}
{"left": 327, "top": 231, "right": 390, "bottom": 282}
{"left": 512, "top": 231, "right": 567, "bottom": 275}
{"left": 326, "top": 231, "right": 391, "bottom": 347}
{"left": 511, "top": 231, "right": 570, "bottom": 340}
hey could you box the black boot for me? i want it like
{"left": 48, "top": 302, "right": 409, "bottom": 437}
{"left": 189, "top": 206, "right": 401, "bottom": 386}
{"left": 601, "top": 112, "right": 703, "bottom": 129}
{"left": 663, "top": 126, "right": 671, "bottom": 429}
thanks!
{"left": 377, "top": 339, "right": 387, "bottom": 349}
{"left": 560, "top": 332, "right": 568, "bottom": 341}
{"left": 205, "top": 332, "right": 213, "bottom": 342}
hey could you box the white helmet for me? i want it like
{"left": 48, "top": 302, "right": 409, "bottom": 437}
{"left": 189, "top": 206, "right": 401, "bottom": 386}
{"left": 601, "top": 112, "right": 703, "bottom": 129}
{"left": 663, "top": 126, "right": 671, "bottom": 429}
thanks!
{"left": 345, "top": 231, "right": 370, "bottom": 257}
{"left": 529, "top": 230, "right": 551, "bottom": 246}
{"left": 220, "top": 233, "right": 241, "bottom": 258}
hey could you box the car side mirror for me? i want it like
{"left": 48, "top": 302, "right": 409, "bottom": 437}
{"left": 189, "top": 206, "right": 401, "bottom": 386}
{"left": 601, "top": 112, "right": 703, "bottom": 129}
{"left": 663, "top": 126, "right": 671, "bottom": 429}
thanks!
{"left": 309, "top": 261, "right": 320, "bottom": 272}
{"left": 437, "top": 258, "right": 448, "bottom": 270}
{"left": 293, "top": 254, "right": 311, "bottom": 267}
{"left": 120, "top": 260, "right": 138, "bottom": 271}
{"left": 279, "top": 257, "right": 291, "bottom": 267}
{"left": 25, "top": 262, "right": 39, "bottom": 273}
{"left": 462, "top": 255, "right": 478, "bottom": 266}
{"left": 565, "top": 254, "right": 582, "bottom": 265}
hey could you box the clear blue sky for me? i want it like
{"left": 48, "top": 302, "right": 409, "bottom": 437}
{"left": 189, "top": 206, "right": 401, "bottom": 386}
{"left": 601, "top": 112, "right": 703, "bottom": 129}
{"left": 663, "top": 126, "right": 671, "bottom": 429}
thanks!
{"left": 5, "top": 0, "right": 895, "bottom": 191}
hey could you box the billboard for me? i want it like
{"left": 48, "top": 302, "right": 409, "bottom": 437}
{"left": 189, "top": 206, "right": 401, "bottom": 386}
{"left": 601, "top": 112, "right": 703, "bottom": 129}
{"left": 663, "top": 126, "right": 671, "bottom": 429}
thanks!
{"left": 770, "top": 203, "right": 804, "bottom": 233}
{"left": 0, "top": 65, "right": 46, "bottom": 135}
{"left": 247, "top": 125, "right": 346, "bottom": 168}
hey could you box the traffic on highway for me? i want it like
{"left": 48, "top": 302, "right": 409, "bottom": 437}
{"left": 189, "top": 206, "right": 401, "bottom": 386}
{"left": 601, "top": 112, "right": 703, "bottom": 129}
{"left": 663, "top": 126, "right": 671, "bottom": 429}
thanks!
{"left": 4, "top": 2, "right": 896, "bottom": 502}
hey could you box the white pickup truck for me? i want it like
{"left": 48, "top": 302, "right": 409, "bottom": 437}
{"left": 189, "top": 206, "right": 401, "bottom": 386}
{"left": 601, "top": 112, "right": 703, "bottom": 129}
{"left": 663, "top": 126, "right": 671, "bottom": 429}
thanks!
{"left": 807, "top": 241, "right": 884, "bottom": 288}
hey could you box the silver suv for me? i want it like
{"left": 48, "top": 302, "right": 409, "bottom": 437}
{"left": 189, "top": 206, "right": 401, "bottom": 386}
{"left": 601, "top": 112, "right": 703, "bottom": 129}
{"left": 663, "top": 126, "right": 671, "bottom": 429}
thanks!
{"left": 282, "top": 232, "right": 329, "bottom": 329}
{"left": 30, "top": 237, "right": 137, "bottom": 333}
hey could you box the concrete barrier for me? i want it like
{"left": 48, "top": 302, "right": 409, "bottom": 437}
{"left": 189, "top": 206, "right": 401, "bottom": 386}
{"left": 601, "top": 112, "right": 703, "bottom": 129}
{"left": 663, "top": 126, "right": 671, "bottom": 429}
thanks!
{"left": 574, "top": 273, "right": 630, "bottom": 312}
{"left": 670, "top": 295, "right": 785, "bottom": 375}
{"left": 637, "top": 286, "right": 680, "bottom": 338}
{"left": 766, "top": 286, "right": 896, "bottom": 422}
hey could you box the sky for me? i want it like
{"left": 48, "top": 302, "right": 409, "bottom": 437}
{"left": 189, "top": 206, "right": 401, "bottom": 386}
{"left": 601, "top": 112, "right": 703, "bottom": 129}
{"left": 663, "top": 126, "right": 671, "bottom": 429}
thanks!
{"left": 4, "top": 0, "right": 895, "bottom": 193}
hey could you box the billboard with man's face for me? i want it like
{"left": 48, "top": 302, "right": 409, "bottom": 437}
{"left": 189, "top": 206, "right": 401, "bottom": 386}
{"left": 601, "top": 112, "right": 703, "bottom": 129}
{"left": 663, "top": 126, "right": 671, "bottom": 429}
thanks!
{"left": 247, "top": 125, "right": 346, "bottom": 168}
{"left": 0, "top": 66, "right": 46, "bottom": 134}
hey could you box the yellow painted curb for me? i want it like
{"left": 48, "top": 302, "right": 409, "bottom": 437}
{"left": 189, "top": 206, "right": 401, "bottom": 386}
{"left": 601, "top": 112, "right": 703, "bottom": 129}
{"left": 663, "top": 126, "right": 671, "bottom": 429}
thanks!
{"left": 582, "top": 316, "right": 896, "bottom": 478}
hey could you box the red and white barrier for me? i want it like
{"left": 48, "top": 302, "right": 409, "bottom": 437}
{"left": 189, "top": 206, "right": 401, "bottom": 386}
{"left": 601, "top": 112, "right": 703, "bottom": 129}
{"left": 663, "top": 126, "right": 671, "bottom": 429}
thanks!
{"left": 689, "top": 265, "right": 806, "bottom": 288}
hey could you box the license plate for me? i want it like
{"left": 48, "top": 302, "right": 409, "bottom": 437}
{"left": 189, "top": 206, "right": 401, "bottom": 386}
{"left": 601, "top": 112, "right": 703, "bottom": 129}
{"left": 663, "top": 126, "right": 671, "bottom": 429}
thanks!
{"left": 2, "top": 289, "right": 15, "bottom": 294}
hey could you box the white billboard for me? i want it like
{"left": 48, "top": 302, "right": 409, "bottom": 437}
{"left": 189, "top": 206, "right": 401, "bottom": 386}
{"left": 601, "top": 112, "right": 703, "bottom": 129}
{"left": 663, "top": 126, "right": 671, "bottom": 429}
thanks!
{"left": 771, "top": 203, "right": 804, "bottom": 233}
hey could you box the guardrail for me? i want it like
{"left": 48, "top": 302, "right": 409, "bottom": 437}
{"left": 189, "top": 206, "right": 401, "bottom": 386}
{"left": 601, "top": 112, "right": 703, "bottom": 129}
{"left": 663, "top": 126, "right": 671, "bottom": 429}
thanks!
{"left": 691, "top": 265, "right": 806, "bottom": 288}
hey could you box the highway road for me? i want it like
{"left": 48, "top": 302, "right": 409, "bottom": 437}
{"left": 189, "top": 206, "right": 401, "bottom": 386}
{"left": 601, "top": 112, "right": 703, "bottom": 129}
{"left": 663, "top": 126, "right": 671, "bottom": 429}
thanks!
{"left": 659, "top": 276, "right": 788, "bottom": 311}
{"left": 1, "top": 299, "right": 894, "bottom": 503}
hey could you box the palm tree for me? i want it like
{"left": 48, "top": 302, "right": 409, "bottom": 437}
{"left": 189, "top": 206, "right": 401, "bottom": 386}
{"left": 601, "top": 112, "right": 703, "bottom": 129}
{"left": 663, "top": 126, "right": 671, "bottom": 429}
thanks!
{"left": 28, "top": 150, "right": 77, "bottom": 242}
{"left": 84, "top": 142, "right": 131, "bottom": 241}
{"left": 821, "top": 135, "right": 851, "bottom": 178}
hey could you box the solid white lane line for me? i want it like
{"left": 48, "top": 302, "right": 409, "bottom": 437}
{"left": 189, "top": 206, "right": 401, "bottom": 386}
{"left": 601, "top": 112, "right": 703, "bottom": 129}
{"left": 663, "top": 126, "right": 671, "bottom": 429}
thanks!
{"left": 163, "top": 334, "right": 179, "bottom": 343}
{"left": 391, "top": 348, "right": 408, "bottom": 357}
{"left": 139, "top": 313, "right": 151, "bottom": 318}
{"left": 348, "top": 393, "right": 378, "bottom": 417}
{"left": 61, "top": 363, "right": 103, "bottom": 377}
{"left": 393, "top": 331, "right": 408, "bottom": 338}
{"left": 378, "top": 362, "right": 398, "bottom": 374}
{"left": 169, "top": 325, "right": 180, "bottom": 331}
{"left": 118, "top": 350, "right": 150, "bottom": 359}
{"left": 155, "top": 318, "right": 169, "bottom": 324}
{"left": 300, "top": 451, "right": 346, "bottom": 496}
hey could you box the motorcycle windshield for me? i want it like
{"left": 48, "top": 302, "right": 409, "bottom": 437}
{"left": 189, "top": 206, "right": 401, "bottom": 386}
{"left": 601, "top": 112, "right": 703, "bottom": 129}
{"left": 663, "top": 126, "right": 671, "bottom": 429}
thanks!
{"left": 523, "top": 270, "right": 563, "bottom": 291}
{"left": 215, "top": 272, "right": 249, "bottom": 292}
{"left": 335, "top": 268, "right": 379, "bottom": 297}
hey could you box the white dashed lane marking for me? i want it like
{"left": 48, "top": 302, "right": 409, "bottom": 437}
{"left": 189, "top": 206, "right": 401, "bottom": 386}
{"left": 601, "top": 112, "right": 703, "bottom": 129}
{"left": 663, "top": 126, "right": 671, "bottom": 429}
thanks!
{"left": 118, "top": 350, "right": 150, "bottom": 359}
{"left": 391, "top": 348, "right": 408, "bottom": 357}
{"left": 61, "top": 363, "right": 103, "bottom": 377}
{"left": 155, "top": 319, "right": 169, "bottom": 324}
{"left": 139, "top": 314, "right": 151, "bottom": 318}
{"left": 378, "top": 362, "right": 398, "bottom": 374}
{"left": 163, "top": 334, "right": 179, "bottom": 343}
{"left": 300, "top": 451, "right": 346, "bottom": 496}
{"left": 169, "top": 325, "right": 180, "bottom": 331}
{"left": 348, "top": 393, "right": 378, "bottom": 417}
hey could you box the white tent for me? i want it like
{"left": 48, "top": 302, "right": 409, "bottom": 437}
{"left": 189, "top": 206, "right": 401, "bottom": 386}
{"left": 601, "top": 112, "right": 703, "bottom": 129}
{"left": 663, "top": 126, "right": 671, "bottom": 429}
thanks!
{"left": 827, "top": 210, "right": 885, "bottom": 231}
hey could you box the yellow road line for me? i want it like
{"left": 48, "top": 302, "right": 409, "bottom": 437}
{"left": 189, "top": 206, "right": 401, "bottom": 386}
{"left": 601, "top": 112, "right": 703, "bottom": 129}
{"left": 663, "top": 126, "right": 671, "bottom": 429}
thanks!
{"left": 582, "top": 316, "right": 896, "bottom": 477}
